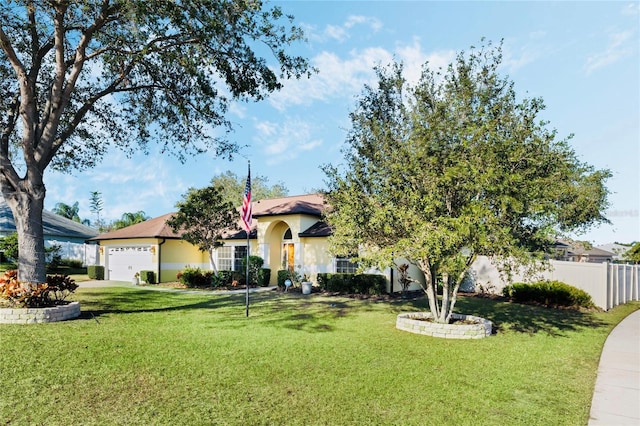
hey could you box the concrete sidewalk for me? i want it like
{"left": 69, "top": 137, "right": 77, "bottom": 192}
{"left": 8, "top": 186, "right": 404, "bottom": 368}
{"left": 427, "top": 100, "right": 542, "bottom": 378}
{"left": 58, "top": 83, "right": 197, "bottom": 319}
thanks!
{"left": 589, "top": 309, "right": 640, "bottom": 425}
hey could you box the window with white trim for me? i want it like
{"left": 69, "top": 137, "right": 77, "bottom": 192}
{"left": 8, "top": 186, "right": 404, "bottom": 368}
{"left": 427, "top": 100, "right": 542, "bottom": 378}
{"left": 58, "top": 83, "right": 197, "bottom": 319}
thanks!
{"left": 217, "top": 246, "right": 233, "bottom": 271}
{"left": 336, "top": 256, "right": 358, "bottom": 273}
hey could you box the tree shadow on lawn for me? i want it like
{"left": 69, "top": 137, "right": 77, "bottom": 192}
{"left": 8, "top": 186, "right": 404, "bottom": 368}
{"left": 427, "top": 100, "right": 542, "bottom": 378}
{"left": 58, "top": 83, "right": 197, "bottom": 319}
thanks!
{"left": 391, "top": 294, "right": 608, "bottom": 337}
{"left": 75, "top": 288, "right": 246, "bottom": 320}
{"left": 75, "top": 287, "right": 371, "bottom": 333}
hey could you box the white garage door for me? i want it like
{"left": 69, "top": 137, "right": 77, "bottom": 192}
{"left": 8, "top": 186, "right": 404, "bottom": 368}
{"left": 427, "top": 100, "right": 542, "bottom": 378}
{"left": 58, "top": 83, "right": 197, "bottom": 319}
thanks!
{"left": 107, "top": 246, "right": 154, "bottom": 281}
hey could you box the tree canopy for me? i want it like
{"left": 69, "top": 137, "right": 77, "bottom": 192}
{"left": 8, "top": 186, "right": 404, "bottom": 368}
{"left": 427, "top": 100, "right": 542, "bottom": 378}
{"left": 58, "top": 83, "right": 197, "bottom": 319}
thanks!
{"left": 0, "top": 0, "right": 312, "bottom": 283}
{"left": 166, "top": 185, "right": 237, "bottom": 274}
{"left": 624, "top": 242, "right": 640, "bottom": 263}
{"left": 211, "top": 170, "right": 288, "bottom": 207}
{"left": 323, "top": 41, "right": 610, "bottom": 323}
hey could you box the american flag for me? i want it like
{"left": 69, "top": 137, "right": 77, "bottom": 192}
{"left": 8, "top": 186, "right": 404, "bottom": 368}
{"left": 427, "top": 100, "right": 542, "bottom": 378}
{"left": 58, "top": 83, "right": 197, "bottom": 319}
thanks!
{"left": 241, "top": 164, "right": 252, "bottom": 232}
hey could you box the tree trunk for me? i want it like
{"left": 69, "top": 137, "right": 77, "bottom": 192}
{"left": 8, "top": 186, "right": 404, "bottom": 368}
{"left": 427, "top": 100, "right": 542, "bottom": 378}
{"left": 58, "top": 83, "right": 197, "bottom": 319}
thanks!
{"left": 208, "top": 250, "right": 219, "bottom": 275}
{"left": 419, "top": 260, "right": 440, "bottom": 320}
{"left": 2, "top": 187, "right": 47, "bottom": 284}
{"left": 439, "top": 273, "right": 450, "bottom": 323}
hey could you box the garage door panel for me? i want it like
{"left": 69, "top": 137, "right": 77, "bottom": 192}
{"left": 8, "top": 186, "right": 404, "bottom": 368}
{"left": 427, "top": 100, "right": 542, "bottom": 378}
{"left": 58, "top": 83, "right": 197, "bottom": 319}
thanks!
{"left": 107, "top": 246, "right": 154, "bottom": 281}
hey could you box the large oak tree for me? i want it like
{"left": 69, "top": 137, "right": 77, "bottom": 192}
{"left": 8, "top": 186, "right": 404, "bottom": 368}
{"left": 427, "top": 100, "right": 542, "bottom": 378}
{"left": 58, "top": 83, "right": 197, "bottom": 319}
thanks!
{"left": 0, "top": 0, "right": 312, "bottom": 283}
{"left": 324, "top": 41, "right": 610, "bottom": 323}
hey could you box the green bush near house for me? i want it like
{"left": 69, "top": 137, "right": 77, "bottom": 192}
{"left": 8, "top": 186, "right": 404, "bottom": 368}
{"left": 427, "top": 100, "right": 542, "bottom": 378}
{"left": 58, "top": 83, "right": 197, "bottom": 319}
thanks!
{"left": 241, "top": 255, "right": 264, "bottom": 286}
{"left": 178, "top": 266, "right": 214, "bottom": 288}
{"left": 276, "top": 270, "right": 290, "bottom": 289}
{"left": 87, "top": 265, "right": 104, "bottom": 280}
{"left": 140, "top": 270, "right": 156, "bottom": 284}
{"left": 213, "top": 270, "right": 244, "bottom": 287}
{"left": 317, "top": 273, "right": 386, "bottom": 295}
{"left": 258, "top": 268, "right": 271, "bottom": 287}
{"left": 503, "top": 280, "right": 595, "bottom": 309}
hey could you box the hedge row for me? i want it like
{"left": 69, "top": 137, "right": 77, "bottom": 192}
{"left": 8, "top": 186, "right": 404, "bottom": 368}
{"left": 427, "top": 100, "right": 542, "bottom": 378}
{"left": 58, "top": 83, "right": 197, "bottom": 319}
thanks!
{"left": 502, "top": 280, "right": 595, "bottom": 308}
{"left": 177, "top": 266, "right": 271, "bottom": 288}
{"left": 317, "top": 272, "right": 386, "bottom": 295}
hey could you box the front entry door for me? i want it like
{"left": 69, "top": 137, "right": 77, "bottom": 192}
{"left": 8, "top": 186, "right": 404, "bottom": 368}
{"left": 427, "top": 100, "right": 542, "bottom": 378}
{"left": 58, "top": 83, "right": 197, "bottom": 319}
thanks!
{"left": 282, "top": 243, "right": 295, "bottom": 272}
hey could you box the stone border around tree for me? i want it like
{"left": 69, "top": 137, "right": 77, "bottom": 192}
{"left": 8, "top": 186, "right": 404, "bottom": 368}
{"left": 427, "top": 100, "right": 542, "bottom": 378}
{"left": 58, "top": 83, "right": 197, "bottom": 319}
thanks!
{"left": 396, "top": 312, "right": 492, "bottom": 339}
{"left": 0, "top": 301, "right": 81, "bottom": 324}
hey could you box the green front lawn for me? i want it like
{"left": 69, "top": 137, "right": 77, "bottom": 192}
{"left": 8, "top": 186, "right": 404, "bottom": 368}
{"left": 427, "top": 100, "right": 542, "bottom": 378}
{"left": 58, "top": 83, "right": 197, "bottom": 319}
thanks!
{"left": 1, "top": 287, "right": 637, "bottom": 425}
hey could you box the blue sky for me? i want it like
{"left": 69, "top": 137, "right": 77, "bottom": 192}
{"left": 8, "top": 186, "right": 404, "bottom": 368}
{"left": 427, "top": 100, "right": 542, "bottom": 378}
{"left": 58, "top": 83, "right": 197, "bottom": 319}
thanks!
{"left": 44, "top": 1, "right": 639, "bottom": 245}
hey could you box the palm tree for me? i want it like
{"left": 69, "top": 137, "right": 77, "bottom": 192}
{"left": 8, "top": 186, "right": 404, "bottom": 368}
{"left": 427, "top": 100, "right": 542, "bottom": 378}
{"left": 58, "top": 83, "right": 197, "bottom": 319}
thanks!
{"left": 52, "top": 202, "right": 81, "bottom": 223}
{"left": 111, "top": 211, "right": 150, "bottom": 230}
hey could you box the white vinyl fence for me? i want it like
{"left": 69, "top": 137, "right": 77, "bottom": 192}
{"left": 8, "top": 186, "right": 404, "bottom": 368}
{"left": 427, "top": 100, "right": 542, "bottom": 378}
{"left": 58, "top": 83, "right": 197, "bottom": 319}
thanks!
{"left": 470, "top": 256, "right": 640, "bottom": 311}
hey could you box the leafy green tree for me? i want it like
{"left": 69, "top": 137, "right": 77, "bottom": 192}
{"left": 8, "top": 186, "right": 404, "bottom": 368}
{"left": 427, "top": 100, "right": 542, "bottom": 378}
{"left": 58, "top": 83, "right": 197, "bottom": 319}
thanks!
{"left": 624, "top": 242, "right": 640, "bottom": 263}
{"left": 211, "top": 171, "right": 288, "bottom": 207}
{"left": 111, "top": 211, "right": 150, "bottom": 230}
{"left": 0, "top": 1, "right": 312, "bottom": 284}
{"left": 52, "top": 201, "right": 81, "bottom": 223}
{"left": 0, "top": 232, "right": 19, "bottom": 262}
{"left": 166, "top": 185, "right": 238, "bottom": 274}
{"left": 323, "top": 41, "right": 610, "bottom": 324}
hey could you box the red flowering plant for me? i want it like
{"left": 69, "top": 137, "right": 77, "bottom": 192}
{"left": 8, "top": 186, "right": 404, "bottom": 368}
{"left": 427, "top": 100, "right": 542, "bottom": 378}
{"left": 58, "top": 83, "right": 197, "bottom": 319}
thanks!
{"left": 0, "top": 270, "right": 78, "bottom": 308}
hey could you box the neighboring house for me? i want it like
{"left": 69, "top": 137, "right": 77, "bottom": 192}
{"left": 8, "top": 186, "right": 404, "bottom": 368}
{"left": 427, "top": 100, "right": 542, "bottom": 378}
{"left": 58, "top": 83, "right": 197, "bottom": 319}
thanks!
{"left": 0, "top": 196, "right": 99, "bottom": 264}
{"left": 596, "top": 243, "right": 632, "bottom": 262}
{"left": 553, "top": 240, "right": 614, "bottom": 263}
{"left": 89, "top": 194, "right": 391, "bottom": 285}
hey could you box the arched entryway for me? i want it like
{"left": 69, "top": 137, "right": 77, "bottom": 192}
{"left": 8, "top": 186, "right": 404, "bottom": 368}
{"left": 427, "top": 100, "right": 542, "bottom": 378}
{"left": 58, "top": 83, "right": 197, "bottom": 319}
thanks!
{"left": 262, "top": 220, "right": 298, "bottom": 284}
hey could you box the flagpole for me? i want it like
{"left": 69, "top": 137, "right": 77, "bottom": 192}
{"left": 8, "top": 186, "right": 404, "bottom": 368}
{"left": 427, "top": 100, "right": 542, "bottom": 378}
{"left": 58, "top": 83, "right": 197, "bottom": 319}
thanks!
{"left": 245, "top": 229, "right": 250, "bottom": 317}
{"left": 242, "top": 161, "right": 252, "bottom": 317}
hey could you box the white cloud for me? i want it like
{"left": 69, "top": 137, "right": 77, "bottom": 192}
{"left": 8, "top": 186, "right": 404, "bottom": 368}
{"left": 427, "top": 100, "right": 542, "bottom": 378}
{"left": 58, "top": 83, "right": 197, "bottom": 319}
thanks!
{"left": 269, "top": 39, "right": 454, "bottom": 111}
{"left": 310, "top": 14, "right": 384, "bottom": 43}
{"left": 324, "top": 24, "right": 348, "bottom": 42}
{"left": 253, "top": 118, "right": 322, "bottom": 165}
{"left": 585, "top": 29, "right": 635, "bottom": 74}
{"left": 621, "top": 2, "right": 639, "bottom": 16}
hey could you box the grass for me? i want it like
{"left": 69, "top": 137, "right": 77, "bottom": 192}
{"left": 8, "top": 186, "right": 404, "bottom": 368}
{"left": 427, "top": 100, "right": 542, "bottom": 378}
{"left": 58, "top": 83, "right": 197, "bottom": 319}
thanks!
{"left": 1, "top": 287, "right": 637, "bottom": 425}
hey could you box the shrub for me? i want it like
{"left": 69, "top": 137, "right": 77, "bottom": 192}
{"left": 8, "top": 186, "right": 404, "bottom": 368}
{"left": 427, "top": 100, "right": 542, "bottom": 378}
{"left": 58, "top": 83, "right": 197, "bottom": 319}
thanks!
{"left": 87, "top": 265, "right": 104, "bottom": 280}
{"left": 45, "top": 244, "right": 62, "bottom": 269}
{"left": 241, "top": 255, "right": 264, "bottom": 286}
{"left": 503, "top": 280, "right": 595, "bottom": 308}
{"left": 0, "top": 270, "right": 78, "bottom": 308}
{"left": 140, "top": 270, "right": 156, "bottom": 284}
{"left": 45, "top": 274, "right": 79, "bottom": 302}
{"left": 178, "top": 266, "right": 214, "bottom": 288}
{"left": 213, "top": 270, "right": 234, "bottom": 287}
{"left": 258, "top": 268, "right": 271, "bottom": 287}
{"left": 61, "top": 259, "right": 84, "bottom": 269}
{"left": 317, "top": 272, "right": 386, "bottom": 295}
{"left": 277, "top": 270, "right": 290, "bottom": 289}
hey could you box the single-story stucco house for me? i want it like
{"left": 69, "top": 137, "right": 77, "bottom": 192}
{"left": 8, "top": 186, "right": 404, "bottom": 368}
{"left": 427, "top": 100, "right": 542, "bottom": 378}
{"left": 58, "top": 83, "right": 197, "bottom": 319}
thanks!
{"left": 0, "top": 195, "right": 99, "bottom": 265}
{"left": 89, "top": 193, "right": 420, "bottom": 290}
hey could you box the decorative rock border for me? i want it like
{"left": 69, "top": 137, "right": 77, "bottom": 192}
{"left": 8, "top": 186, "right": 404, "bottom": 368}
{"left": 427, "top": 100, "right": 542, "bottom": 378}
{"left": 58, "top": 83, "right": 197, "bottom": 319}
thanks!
{"left": 0, "top": 301, "right": 81, "bottom": 324}
{"left": 396, "top": 312, "right": 492, "bottom": 339}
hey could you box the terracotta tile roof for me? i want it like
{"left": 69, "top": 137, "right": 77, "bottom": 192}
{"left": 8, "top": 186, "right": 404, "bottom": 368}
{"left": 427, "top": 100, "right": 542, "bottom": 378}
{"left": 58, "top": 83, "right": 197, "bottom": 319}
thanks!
{"left": 88, "top": 213, "right": 182, "bottom": 241}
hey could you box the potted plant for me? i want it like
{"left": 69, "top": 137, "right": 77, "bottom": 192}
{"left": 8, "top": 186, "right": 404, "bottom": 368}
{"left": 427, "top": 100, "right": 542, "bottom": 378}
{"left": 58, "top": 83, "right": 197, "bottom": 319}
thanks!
{"left": 301, "top": 273, "right": 312, "bottom": 295}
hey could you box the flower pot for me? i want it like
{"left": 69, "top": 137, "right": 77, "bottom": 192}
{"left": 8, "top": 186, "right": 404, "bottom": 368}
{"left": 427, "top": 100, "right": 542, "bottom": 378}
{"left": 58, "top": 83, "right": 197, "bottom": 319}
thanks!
{"left": 301, "top": 281, "right": 312, "bottom": 295}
